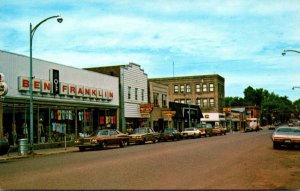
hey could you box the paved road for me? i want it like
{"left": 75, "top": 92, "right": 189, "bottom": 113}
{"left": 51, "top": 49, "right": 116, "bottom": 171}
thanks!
{"left": 0, "top": 129, "right": 299, "bottom": 189}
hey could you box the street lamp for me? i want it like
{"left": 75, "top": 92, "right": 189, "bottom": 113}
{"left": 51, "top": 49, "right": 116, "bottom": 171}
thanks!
{"left": 282, "top": 49, "right": 300, "bottom": 56}
{"left": 292, "top": 86, "right": 300, "bottom": 90}
{"left": 29, "top": 15, "right": 63, "bottom": 153}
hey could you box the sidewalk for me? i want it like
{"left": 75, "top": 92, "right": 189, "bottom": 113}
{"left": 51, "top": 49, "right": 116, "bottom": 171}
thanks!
{"left": 0, "top": 146, "right": 78, "bottom": 161}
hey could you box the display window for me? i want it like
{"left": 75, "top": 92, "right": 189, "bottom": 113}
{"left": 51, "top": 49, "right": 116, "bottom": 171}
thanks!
{"left": 2, "top": 102, "right": 117, "bottom": 145}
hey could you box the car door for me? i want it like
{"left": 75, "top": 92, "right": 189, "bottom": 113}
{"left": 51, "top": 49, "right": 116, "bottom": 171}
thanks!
{"left": 108, "top": 130, "right": 118, "bottom": 145}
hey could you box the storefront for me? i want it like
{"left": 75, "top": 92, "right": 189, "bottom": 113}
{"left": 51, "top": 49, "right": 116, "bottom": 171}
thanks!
{"left": 169, "top": 102, "right": 203, "bottom": 131}
{"left": 200, "top": 112, "right": 226, "bottom": 128}
{"left": 0, "top": 50, "right": 119, "bottom": 146}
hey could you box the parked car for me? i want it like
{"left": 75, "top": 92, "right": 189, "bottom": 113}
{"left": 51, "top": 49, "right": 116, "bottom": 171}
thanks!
{"left": 159, "top": 128, "right": 182, "bottom": 141}
{"left": 271, "top": 126, "right": 300, "bottom": 149}
{"left": 181, "top": 127, "right": 201, "bottom": 138}
{"left": 195, "top": 123, "right": 207, "bottom": 137}
{"left": 129, "top": 127, "right": 158, "bottom": 144}
{"left": 74, "top": 129, "right": 130, "bottom": 151}
{"left": 212, "top": 124, "right": 227, "bottom": 135}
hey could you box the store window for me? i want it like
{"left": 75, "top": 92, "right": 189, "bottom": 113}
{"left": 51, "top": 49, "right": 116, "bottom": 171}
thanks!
{"left": 196, "top": 84, "right": 200, "bottom": 92}
{"left": 209, "top": 83, "right": 214, "bottom": 92}
{"left": 174, "top": 85, "right": 179, "bottom": 93}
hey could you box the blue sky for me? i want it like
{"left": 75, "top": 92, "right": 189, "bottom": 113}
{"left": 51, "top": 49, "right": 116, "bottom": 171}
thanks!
{"left": 1, "top": 0, "right": 300, "bottom": 101}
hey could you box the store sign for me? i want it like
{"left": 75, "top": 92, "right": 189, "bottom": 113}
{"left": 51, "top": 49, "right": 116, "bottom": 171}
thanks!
{"left": 18, "top": 76, "right": 113, "bottom": 101}
{"left": 50, "top": 69, "right": 60, "bottom": 95}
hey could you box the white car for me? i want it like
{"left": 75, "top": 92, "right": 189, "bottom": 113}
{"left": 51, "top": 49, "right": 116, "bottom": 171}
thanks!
{"left": 181, "top": 127, "right": 201, "bottom": 138}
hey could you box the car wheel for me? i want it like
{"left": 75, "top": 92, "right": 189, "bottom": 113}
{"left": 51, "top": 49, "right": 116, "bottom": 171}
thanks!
{"left": 119, "top": 140, "right": 125, "bottom": 148}
{"left": 273, "top": 142, "right": 279, "bottom": 149}
{"left": 101, "top": 141, "right": 108, "bottom": 149}
{"left": 79, "top": 147, "right": 85, "bottom": 152}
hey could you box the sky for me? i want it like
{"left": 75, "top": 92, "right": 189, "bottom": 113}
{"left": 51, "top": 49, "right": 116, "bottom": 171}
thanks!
{"left": 1, "top": 0, "right": 300, "bottom": 101}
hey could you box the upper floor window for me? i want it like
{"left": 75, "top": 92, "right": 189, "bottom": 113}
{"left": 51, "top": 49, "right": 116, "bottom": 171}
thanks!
{"left": 174, "top": 85, "right": 179, "bottom": 93}
{"left": 180, "top": 85, "right": 185, "bottom": 93}
{"left": 180, "top": 99, "right": 185, "bottom": 104}
{"left": 186, "top": 84, "right": 191, "bottom": 93}
{"left": 174, "top": 99, "right": 179, "bottom": 103}
{"left": 153, "top": 93, "right": 159, "bottom": 105}
{"left": 196, "top": 84, "right": 200, "bottom": 92}
{"left": 196, "top": 98, "right": 201, "bottom": 106}
{"left": 202, "top": 84, "right": 207, "bottom": 92}
{"left": 210, "top": 98, "right": 215, "bottom": 107}
{"left": 203, "top": 98, "right": 208, "bottom": 107}
{"left": 209, "top": 83, "right": 214, "bottom": 92}
{"left": 186, "top": 99, "right": 191, "bottom": 105}
{"left": 135, "top": 88, "right": 138, "bottom": 100}
{"left": 128, "top": 86, "right": 131, "bottom": 99}
{"left": 162, "top": 94, "right": 167, "bottom": 107}
{"left": 141, "top": 89, "right": 144, "bottom": 101}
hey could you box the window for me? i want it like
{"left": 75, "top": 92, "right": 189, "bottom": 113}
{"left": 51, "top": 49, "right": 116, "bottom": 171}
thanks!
{"left": 174, "top": 99, "right": 179, "bottom": 103}
{"left": 128, "top": 86, "right": 131, "bottom": 99}
{"left": 174, "top": 85, "right": 179, "bottom": 93}
{"left": 162, "top": 94, "right": 167, "bottom": 107}
{"left": 186, "top": 84, "right": 191, "bottom": 93}
{"left": 196, "top": 84, "right": 200, "bottom": 92}
{"left": 153, "top": 93, "right": 159, "bottom": 105}
{"left": 209, "top": 83, "right": 214, "bottom": 92}
{"left": 196, "top": 98, "right": 201, "bottom": 106}
{"left": 186, "top": 99, "right": 191, "bottom": 105}
{"left": 202, "top": 84, "right": 207, "bottom": 92}
{"left": 180, "top": 99, "right": 185, "bottom": 104}
{"left": 203, "top": 98, "right": 208, "bottom": 107}
{"left": 135, "top": 88, "right": 138, "bottom": 100}
{"left": 180, "top": 85, "right": 185, "bottom": 93}
{"left": 141, "top": 89, "right": 144, "bottom": 101}
{"left": 210, "top": 98, "right": 215, "bottom": 107}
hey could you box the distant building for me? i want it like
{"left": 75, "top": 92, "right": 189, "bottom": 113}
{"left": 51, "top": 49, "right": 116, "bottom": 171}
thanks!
{"left": 148, "top": 75, "right": 225, "bottom": 113}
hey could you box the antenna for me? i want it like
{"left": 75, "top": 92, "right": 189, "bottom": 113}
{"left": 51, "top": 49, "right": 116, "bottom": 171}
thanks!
{"left": 173, "top": 61, "right": 174, "bottom": 77}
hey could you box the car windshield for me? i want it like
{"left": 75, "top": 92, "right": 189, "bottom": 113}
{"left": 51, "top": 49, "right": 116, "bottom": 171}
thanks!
{"left": 185, "top": 128, "right": 194, "bottom": 131}
{"left": 277, "top": 127, "right": 300, "bottom": 133}
{"left": 164, "top": 129, "right": 174, "bottom": 133}
{"left": 89, "top": 130, "right": 109, "bottom": 136}
{"left": 133, "top": 128, "right": 147, "bottom": 134}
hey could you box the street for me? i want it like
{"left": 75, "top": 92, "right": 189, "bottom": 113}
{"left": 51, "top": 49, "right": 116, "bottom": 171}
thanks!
{"left": 0, "top": 129, "right": 299, "bottom": 190}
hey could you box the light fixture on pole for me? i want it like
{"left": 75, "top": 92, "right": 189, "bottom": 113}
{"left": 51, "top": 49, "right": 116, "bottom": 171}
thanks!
{"left": 29, "top": 15, "right": 63, "bottom": 153}
{"left": 292, "top": 86, "right": 300, "bottom": 90}
{"left": 282, "top": 49, "right": 300, "bottom": 56}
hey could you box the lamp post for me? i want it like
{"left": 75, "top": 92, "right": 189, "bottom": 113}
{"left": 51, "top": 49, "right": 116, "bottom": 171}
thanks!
{"left": 292, "top": 86, "right": 300, "bottom": 90}
{"left": 282, "top": 49, "right": 300, "bottom": 56}
{"left": 29, "top": 15, "right": 63, "bottom": 153}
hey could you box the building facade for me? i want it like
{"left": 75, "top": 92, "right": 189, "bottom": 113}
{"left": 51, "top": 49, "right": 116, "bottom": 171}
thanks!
{"left": 0, "top": 50, "right": 119, "bottom": 146}
{"left": 148, "top": 75, "right": 225, "bottom": 113}
{"left": 85, "top": 63, "right": 148, "bottom": 133}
